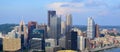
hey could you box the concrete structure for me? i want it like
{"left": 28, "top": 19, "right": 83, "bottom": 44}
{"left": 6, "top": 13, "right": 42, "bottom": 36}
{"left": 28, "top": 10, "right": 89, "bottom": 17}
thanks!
{"left": 87, "top": 17, "right": 95, "bottom": 39}
{"left": 45, "top": 39, "right": 57, "bottom": 47}
{"left": 48, "top": 10, "right": 56, "bottom": 27}
{"left": 66, "top": 30, "right": 77, "bottom": 50}
{"left": 37, "top": 24, "right": 47, "bottom": 38}
{"left": 65, "top": 14, "right": 73, "bottom": 49}
{"left": 71, "top": 28, "right": 82, "bottom": 36}
{"left": 59, "top": 36, "right": 66, "bottom": 49}
{"left": 0, "top": 32, "right": 2, "bottom": 38}
{"left": 30, "top": 29, "right": 45, "bottom": 51}
{"left": 46, "top": 46, "right": 62, "bottom": 52}
{"left": 0, "top": 38, "right": 3, "bottom": 51}
{"left": 61, "top": 21, "right": 66, "bottom": 35}
{"left": 28, "top": 21, "right": 37, "bottom": 40}
{"left": 30, "top": 38, "right": 45, "bottom": 52}
{"left": 77, "top": 36, "right": 85, "bottom": 51}
{"left": 66, "top": 14, "right": 72, "bottom": 27}
{"left": 3, "top": 38, "right": 21, "bottom": 51}
{"left": 19, "top": 20, "right": 28, "bottom": 49}
{"left": 19, "top": 20, "right": 28, "bottom": 41}
{"left": 95, "top": 24, "right": 99, "bottom": 38}
{"left": 7, "top": 30, "right": 18, "bottom": 38}
{"left": 50, "top": 15, "right": 61, "bottom": 45}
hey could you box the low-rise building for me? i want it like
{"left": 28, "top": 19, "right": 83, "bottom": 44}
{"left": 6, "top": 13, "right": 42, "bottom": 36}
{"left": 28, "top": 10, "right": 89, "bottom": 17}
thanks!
{"left": 3, "top": 37, "right": 21, "bottom": 51}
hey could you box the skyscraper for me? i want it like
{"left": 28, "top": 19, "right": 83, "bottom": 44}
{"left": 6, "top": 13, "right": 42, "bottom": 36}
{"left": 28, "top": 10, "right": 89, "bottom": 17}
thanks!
{"left": 61, "top": 21, "right": 66, "bottom": 35}
{"left": 30, "top": 29, "right": 45, "bottom": 51}
{"left": 66, "top": 14, "right": 72, "bottom": 29}
{"left": 28, "top": 21, "right": 37, "bottom": 49}
{"left": 65, "top": 14, "right": 73, "bottom": 49}
{"left": 48, "top": 10, "right": 56, "bottom": 27}
{"left": 28, "top": 21, "right": 37, "bottom": 40}
{"left": 19, "top": 20, "right": 28, "bottom": 49}
{"left": 95, "top": 24, "right": 99, "bottom": 38}
{"left": 66, "top": 30, "right": 77, "bottom": 50}
{"left": 50, "top": 15, "right": 61, "bottom": 45}
{"left": 37, "top": 24, "right": 47, "bottom": 38}
{"left": 77, "top": 36, "right": 85, "bottom": 51}
{"left": 87, "top": 17, "right": 95, "bottom": 39}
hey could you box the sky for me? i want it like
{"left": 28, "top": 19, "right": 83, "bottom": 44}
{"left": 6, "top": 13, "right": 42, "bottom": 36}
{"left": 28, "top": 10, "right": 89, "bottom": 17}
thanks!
{"left": 0, "top": 0, "right": 120, "bottom": 25}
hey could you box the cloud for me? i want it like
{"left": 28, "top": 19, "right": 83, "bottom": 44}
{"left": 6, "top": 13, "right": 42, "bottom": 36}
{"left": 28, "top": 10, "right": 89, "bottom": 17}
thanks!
{"left": 47, "top": 0, "right": 119, "bottom": 16}
{"left": 47, "top": 0, "right": 107, "bottom": 15}
{"left": 47, "top": 2, "right": 94, "bottom": 15}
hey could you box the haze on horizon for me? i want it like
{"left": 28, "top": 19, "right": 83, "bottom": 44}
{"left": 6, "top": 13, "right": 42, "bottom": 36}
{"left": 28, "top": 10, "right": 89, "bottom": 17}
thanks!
{"left": 0, "top": 0, "right": 120, "bottom": 26}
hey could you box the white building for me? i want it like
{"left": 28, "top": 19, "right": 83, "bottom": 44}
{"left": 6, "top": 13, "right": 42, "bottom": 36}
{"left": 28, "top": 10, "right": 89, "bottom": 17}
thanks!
{"left": 45, "top": 39, "right": 57, "bottom": 47}
{"left": 87, "top": 17, "right": 95, "bottom": 39}
{"left": 59, "top": 36, "right": 66, "bottom": 49}
{"left": 77, "top": 36, "right": 85, "bottom": 51}
{"left": 61, "top": 21, "right": 66, "bottom": 35}
{"left": 0, "top": 32, "right": 2, "bottom": 38}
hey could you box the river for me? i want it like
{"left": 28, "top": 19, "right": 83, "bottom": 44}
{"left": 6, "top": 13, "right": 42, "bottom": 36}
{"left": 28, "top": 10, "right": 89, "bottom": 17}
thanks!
{"left": 99, "top": 47, "right": 120, "bottom": 52}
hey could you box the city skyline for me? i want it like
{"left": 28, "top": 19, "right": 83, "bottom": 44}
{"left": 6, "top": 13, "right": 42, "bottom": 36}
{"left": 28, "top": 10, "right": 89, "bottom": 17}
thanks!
{"left": 0, "top": 0, "right": 120, "bottom": 25}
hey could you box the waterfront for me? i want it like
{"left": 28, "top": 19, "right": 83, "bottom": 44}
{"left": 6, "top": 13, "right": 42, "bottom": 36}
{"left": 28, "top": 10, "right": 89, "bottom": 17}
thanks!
{"left": 99, "top": 48, "right": 120, "bottom": 52}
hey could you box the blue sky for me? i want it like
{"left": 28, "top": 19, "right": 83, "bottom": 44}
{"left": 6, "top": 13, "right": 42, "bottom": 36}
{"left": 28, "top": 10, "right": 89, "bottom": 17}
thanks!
{"left": 0, "top": 0, "right": 120, "bottom": 25}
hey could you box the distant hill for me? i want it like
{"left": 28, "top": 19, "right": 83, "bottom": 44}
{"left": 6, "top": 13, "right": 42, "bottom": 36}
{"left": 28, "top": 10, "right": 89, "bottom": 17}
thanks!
{"left": 0, "top": 24, "right": 18, "bottom": 34}
{"left": 73, "top": 25, "right": 120, "bottom": 32}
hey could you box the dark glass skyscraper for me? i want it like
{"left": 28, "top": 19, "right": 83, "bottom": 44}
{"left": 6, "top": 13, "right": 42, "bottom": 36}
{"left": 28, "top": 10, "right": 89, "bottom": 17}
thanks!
{"left": 48, "top": 10, "right": 56, "bottom": 27}
{"left": 37, "top": 24, "right": 47, "bottom": 38}
{"left": 30, "top": 29, "right": 45, "bottom": 51}
{"left": 21, "top": 34, "right": 24, "bottom": 49}
{"left": 28, "top": 21, "right": 37, "bottom": 40}
{"left": 28, "top": 21, "right": 37, "bottom": 49}
{"left": 66, "top": 30, "right": 77, "bottom": 50}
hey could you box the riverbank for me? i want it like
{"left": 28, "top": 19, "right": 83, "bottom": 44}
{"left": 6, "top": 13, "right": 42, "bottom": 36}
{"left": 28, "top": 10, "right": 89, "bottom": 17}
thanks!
{"left": 100, "top": 47, "right": 120, "bottom": 52}
{"left": 89, "top": 44, "right": 120, "bottom": 52}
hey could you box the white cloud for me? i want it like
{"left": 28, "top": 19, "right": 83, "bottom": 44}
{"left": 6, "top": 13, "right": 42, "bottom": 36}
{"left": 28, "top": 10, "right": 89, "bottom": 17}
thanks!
{"left": 47, "top": 2, "right": 86, "bottom": 15}
{"left": 47, "top": 0, "right": 108, "bottom": 15}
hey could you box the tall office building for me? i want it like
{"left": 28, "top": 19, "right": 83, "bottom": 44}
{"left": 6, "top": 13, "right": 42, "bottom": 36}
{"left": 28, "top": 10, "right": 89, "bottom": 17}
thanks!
{"left": 19, "top": 20, "right": 28, "bottom": 48}
{"left": 0, "top": 38, "right": 2, "bottom": 51}
{"left": 77, "top": 36, "right": 85, "bottom": 51}
{"left": 28, "top": 21, "right": 37, "bottom": 40}
{"left": 37, "top": 24, "right": 47, "bottom": 38}
{"left": 66, "top": 30, "right": 77, "bottom": 50}
{"left": 66, "top": 14, "right": 72, "bottom": 30}
{"left": 28, "top": 21, "right": 37, "bottom": 49}
{"left": 87, "top": 17, "right": 95, "bottom": 39}
{"left": 95, "top": 24, "right": 99, "bottom": 38}
{"left": 30, "top": 29, "right": 45, "bottom": 51}
{"left": 48, "top": 10, "right": 56, "bottom": 26}
{"left": 65, "top": 14, "right": 73, "bottom": 49}
{"left": 19, "top": 20, "right": 28, "bottom": 39}
{"left": 61, "top": 21, "right": 66, "bottom": 35}
{"left": 50, "top": 15, "right": 61, "bottom": 45}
